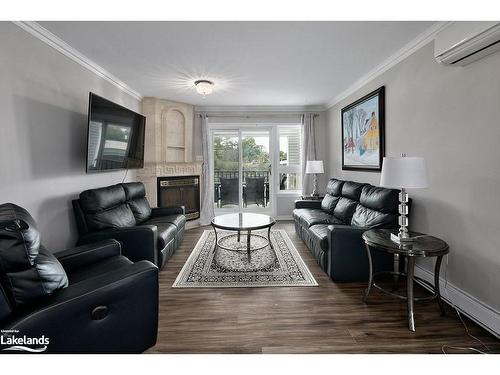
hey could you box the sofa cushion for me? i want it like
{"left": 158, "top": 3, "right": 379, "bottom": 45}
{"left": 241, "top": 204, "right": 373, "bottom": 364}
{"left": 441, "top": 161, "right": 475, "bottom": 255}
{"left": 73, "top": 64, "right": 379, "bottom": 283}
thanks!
{"left": 123, "top": 183, "right": 152, "bottom": 223}
{"left": 85, "top": 204, "right": 136, "bottom": 231}
{"left": 292, "top": 208, "right": 308, "bottom": 221}
{"left": 122, "top": 182, "right": 146, "bottom": 201}
{"left": 299, "top": 210, "right": 343, "bottom": 228}
{"left": 79, "top": 184, "right": 126, "bottom": 213}
{"left": 320, "top": 195, "right": 340, "bottom": 214}
{"left": 341, "top": 181, "right": 365, "bottom": 200}
{"left": 333, "top": 197, "right": 358, "bottom": 223}
{"left": 2, "top": 246, "right": 68, "bottom": 307}
{"left": 154, "top": 222, "right": 177, "bottom": 249}
{"left": 128, "top": 198, "right": 151, "bottom": 224}
{"left": 144, "top": 215, "right": 186, "bottom": 231}
{"left": 308, "top": 224, "right": 330, "bottom": 252}
{"left": 359, "top": 185, "right": 399, "bottom": 214}
{"left": 326, "top": 179, "right": 344, "bottom": 195}
{"left": 0, "top": 284, "right": 12, "bottom": 323}
{"left": 351, "top": 205, "right": 397, "bottom": 228}
{"left": 0, "top": 204, "right": 68, "bottom": 308}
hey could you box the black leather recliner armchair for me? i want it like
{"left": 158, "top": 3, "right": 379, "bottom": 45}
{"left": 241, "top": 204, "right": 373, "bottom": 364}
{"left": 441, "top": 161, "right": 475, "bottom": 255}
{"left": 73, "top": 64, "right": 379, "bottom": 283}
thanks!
{"left": 73, "top": 182, "right": 186, "bottom": 269}
{"left": 293, "top": 178, "right": 404, "bottom": 282}
{"left": 0, "top": 203, "right": 158, "bottom": 353}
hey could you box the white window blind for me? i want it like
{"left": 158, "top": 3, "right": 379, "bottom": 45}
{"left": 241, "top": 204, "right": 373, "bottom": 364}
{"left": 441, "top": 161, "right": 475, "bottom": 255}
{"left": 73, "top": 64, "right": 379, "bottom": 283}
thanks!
{"left": 278, "top": 125, "right": 302, "bottom": 192}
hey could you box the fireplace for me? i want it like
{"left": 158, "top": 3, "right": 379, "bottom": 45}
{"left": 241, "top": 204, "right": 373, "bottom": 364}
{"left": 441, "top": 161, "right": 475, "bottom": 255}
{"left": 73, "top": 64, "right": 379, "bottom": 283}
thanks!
{"left": 157, "top": 176, "right": 200, "bottom": 221}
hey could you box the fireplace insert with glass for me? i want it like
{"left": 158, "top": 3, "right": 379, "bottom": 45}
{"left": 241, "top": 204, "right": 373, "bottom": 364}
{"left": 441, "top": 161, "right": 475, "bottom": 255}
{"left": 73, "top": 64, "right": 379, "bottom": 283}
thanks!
{"left": 157, "top": 176, "right": 200, "bottom": 221}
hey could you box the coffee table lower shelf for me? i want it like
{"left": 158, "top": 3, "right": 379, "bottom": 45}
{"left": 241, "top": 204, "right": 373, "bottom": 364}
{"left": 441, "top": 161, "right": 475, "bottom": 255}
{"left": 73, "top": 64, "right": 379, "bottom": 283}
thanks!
{"left": 211, "top": 227, "right": 274, "bottom": 262}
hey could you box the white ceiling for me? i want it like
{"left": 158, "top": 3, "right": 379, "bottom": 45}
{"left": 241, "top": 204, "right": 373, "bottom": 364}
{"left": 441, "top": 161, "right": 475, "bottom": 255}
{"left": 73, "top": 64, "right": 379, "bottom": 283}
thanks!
{"left": 39, "top": 21, "right": 435, "bottom": 107}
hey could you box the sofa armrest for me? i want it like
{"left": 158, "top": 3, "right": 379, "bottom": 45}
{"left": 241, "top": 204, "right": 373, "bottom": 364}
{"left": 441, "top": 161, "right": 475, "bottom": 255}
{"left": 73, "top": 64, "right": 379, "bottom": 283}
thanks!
{"left": 294, "top": 200, "right": 322, "bottom": 209}
{"left": 7, "top": 261, "right": 158, "bottom": 353}
{"left": 327, "top": 225, "right": 393, "bottom": 282}
{"left": 327, "top": 225, "right": 370, "bottom": 282}
{"left": 77, "top": 226, "right": 158, "bottom": 265}
{"left": 55, "top": 239, "right": 121, "bottom": 273}
{"left": 151, "top": 206, "right": 185, "bottom": 217}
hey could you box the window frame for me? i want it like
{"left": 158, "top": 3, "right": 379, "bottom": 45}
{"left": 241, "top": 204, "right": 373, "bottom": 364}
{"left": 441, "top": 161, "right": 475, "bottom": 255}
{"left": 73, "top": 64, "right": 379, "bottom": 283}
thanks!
{"left": 276, "top": 124, "right": 303, "bottom": 195}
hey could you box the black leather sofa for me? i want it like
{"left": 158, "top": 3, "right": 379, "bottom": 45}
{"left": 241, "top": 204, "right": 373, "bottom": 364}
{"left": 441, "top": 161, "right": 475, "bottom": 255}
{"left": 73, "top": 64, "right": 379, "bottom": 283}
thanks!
{"left": 293, "top": 178, "right": 402, "bottom": 282}
{"left": 73, "top": 182, "right": 185, "bottom": 269}
{"left": 0, "top": 203, "right": 158, "bottom": 353}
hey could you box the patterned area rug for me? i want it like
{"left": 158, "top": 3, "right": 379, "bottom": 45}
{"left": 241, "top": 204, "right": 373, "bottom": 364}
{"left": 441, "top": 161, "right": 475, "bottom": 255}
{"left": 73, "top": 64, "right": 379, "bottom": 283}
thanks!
{"left": 172, "top": 229, "right": 318, "bottom": 288}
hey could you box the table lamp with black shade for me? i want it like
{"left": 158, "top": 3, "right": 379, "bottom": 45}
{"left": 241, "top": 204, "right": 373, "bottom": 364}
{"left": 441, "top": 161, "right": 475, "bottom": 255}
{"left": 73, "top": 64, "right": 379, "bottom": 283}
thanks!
{"left": 380, "top": 154, "right": 429, "bottom": 244}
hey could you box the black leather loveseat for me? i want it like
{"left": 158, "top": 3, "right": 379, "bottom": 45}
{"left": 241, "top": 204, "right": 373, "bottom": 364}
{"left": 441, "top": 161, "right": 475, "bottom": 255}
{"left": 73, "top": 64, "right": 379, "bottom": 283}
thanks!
{"left": 0, "top": 203, "right": 158, "bottom": 353}
{"left": 293, "top": 178, "right": 402, "bottom": 282}
{"left": 73, "top": 182, "right": 185, "bottom": 269}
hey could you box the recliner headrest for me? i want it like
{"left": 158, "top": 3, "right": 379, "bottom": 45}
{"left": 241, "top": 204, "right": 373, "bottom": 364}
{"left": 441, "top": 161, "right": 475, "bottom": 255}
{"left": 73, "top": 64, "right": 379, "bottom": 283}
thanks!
{"left": 79, "top": 184, "right": 126, "bottom": 213}
{"left": 0, "top": 203, "right": 39, "bottom": 232}
{"left": 0, "top": 203, "right": 68, "bottom": 308}
{"left": 359, "top": 185, "right": 399, "bottom": 214}
{"left": 326, "top": 179, "right": 344, "bottom": 196}
{"left": 122, "top": 182, "right": 146, "bottom": 200}
{"left": 341, "top": 181, "right": 365, "bottom": 200}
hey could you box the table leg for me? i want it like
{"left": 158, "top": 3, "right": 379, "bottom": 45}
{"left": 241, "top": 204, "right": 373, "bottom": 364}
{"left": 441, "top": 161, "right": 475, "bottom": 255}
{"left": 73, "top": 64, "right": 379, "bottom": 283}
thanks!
{"left": 435, "top": 255, "right": 446, "bottom": 316}
{"left": 393, "top": 253, "right": 400, "bottom": 291}
{"left": 268, "top": 226, "right": 274, "bottom": 250}
{"left": 406, "top": 257, "right": 416, "bottom": 332}
{"left": 363, "top": 244, "right": 374, "bottom": 303}
{"left": 237, "top": 230, "right": 240, "bottom": 242}
{"left": 212, "top": 225, "right": 218, "bottom": 255}
{"left": 247, "top": 230, "right": 251, "bottom": 262}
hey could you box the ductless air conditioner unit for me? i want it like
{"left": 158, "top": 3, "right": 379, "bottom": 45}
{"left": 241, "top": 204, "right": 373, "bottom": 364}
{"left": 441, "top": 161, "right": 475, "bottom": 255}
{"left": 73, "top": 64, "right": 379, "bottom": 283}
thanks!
{"left": 435, "top": 21, "right": 500, "bottom": 66}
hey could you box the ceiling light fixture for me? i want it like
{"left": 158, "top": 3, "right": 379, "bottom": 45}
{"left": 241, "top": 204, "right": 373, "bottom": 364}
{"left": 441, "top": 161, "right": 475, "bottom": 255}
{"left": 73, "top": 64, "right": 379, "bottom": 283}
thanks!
{"left": 194, "top": 80, "right": 215, "bottom": 96}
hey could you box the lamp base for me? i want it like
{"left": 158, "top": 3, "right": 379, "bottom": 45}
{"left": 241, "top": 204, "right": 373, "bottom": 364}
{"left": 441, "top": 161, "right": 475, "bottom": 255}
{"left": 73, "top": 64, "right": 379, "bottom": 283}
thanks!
{"left": 310, "top": 174, "right": 319, "bottom": 197}
{"left": 390, "top": 232, "right": 416, "bottom": 244}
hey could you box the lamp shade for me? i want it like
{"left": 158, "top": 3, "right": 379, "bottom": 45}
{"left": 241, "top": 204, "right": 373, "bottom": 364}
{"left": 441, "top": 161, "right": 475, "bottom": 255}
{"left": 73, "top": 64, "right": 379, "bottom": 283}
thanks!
{"left": 305, "top": 160, "right": 324, "bottom": 174}
{"left": 380, "top": 157, "right": 429, "bottom": 188}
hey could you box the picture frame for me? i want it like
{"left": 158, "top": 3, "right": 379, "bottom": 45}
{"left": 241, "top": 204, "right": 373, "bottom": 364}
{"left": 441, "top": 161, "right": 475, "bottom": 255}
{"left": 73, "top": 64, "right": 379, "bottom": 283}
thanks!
{"left": 341, "top": 86, "right": 385, "bottom": 172}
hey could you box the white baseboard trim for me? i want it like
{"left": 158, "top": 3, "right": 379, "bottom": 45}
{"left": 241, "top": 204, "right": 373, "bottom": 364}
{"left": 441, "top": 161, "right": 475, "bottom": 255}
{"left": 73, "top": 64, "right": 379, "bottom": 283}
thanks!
{"left": 414, "top": 264, "right": 500, "bottom": 338}
{"left": 276, "top": 215, "right": 293, "bottom": 221}
{"left": 185, "top": 219, "right": 201, "bottom": 230}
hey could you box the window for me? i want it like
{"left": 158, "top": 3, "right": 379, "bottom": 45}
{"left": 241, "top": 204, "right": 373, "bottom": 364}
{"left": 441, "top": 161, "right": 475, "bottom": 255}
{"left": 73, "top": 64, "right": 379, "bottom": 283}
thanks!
{"left": 278, "top": 125, "right": 302, "bottom": 192}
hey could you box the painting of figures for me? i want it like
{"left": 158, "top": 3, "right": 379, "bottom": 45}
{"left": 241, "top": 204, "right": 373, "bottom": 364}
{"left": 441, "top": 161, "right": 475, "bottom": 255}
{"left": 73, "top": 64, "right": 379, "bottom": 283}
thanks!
{"left": 341, "top": 86, "right": 385, "bottom": 171}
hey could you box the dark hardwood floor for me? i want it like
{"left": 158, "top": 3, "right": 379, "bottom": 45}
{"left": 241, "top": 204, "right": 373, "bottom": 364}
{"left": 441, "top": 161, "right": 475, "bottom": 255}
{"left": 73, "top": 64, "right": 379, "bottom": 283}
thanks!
{"left": 148, "top": 221, "right": 500, "bottom": 354}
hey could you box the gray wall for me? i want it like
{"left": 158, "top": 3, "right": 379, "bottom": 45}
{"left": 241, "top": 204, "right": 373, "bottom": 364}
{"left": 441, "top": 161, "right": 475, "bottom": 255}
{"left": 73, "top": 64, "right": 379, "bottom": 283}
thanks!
{"left": 0, "top": 22, "right": 141, "bottom": 250}
{"left": 325, "top": 42, "right": 500, "bottom": 312}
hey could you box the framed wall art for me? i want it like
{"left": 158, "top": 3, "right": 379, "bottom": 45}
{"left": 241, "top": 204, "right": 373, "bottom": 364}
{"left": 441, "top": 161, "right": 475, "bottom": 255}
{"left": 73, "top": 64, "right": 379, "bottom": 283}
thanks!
{"left": 341, "top": 86, "right": 385, "bottom": 171}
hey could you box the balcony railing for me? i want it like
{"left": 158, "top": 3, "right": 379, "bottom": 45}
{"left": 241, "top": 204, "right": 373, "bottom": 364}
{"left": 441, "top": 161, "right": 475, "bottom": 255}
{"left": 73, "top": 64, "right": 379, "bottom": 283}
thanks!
{"left": 213, "top": 170, "right": 270, "bottom": 184}
{"left": 214, "top": 170, "right": 270, "bottom": 208}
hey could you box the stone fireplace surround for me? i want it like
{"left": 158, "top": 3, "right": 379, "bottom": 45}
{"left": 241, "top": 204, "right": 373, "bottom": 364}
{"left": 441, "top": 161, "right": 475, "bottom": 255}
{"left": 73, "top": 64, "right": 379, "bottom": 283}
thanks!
{"left": 137, "top": 97, "right": 203, "bottom": 228}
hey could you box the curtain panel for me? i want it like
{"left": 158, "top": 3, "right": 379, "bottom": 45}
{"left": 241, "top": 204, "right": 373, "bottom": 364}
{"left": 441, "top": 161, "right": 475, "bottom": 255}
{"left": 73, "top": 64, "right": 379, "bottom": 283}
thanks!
{"left": 302, "top": 113, "right": 317, "bottom": 195}
{"left": 199, "top": 113, "right": 214, "bottom": 225}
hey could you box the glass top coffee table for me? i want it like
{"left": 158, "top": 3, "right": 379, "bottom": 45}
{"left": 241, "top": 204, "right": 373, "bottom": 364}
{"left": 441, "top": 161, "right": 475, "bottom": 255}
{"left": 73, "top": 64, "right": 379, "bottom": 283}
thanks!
{"left": 211, "top": 213, "right": 276, "bottom": 262}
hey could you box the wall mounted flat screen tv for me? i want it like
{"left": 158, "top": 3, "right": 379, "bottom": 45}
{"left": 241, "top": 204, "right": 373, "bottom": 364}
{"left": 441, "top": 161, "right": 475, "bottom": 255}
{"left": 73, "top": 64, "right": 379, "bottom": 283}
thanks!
{"left": 86, "top": 93, "right": 145, "bottom": 173}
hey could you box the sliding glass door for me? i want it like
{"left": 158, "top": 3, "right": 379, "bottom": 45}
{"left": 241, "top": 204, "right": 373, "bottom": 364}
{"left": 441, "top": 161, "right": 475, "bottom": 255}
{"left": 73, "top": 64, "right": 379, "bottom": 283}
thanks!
{"left": 242, "top": 130, "right": 271, "bottom": 210}
{"left": 212, "top": 131, "right": 240, "bottom": 209}
{"left": 212, "top": 128, "right": 272, "bottom": 213}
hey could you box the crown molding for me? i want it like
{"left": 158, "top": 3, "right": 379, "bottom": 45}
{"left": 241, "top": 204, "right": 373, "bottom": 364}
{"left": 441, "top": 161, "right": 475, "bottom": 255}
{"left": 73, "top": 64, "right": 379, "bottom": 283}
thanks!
{"left": 194, "top": 105, "right": 327, "bottom": 113}
{"left": 325, "top": 21, "right": 451, "bottom": 110}
{"left": 13, "top": 21, "right": 143, "bottom": 101}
